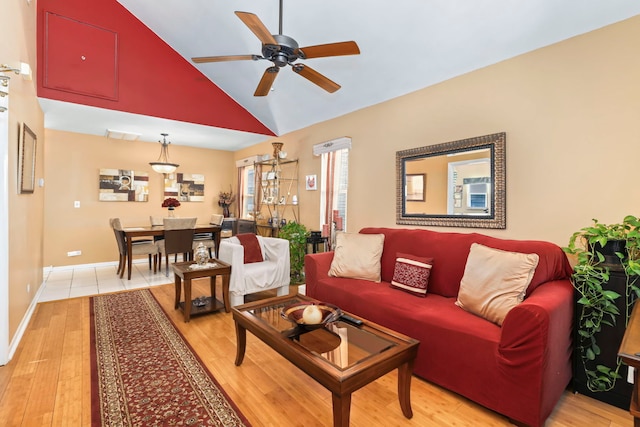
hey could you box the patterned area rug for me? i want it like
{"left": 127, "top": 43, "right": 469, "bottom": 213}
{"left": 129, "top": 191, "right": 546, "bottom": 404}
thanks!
{"left": 90, "top": 289, "right": 250, "bottom": 426}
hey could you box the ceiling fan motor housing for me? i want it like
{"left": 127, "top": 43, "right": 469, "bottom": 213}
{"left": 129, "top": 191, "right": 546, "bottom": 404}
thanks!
{"left": 263, "top": 34, "right": 300, "bottom": 67}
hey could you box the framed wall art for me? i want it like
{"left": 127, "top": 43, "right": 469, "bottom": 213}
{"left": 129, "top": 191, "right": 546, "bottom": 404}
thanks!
{"left": 305, "top": 175, "right": 317, "bottom": 191}
{"left": 99, "top": 169, "right": 149, "bottom": 201}
{"left": 164, "top": 172, "right": 205, "bottom": 202}
{"left": 18, "top": 123, "right": 37, "bottom": 194}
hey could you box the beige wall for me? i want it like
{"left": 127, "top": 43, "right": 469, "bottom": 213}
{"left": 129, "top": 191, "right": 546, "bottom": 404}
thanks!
{"left": 235, "top": 15, "right": 640, "bottom": 247}
{"left": 43, "top": 130, "right": 235, "bottom": 266}
{"left": 2, "top": 0, "right": 45, "bottom": 345}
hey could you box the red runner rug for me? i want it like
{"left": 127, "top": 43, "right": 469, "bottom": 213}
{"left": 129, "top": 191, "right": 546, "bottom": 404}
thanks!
{"left": 90, "top": 289, "right": 251, "bottom": 426}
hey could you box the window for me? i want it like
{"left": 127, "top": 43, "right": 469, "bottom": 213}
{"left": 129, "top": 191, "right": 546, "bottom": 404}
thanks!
{"left": 239, "top": 165, "right": 255, "bottom": 219}
{"left": 315, "top": 137, "right": 351, "bottom": 235}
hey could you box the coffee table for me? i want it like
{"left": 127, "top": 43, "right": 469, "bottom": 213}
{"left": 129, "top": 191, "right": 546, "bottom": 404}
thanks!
{"left": 172, "top": 259, "right": 231, "bottom": 322}
{"left": 232, "top": 294, "right": 420, "bottom": 426}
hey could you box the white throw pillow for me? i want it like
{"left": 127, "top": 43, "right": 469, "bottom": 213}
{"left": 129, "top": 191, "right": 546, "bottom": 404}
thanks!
{"left": 328, "top": 232, "right": 385, "bottom": 282}
{"left": 455, "top": 243, "right": 539, "bottom": 326}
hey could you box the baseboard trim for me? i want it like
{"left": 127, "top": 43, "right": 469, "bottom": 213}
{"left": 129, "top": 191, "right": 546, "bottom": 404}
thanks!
{"left": 43, "top": 259, "right": 148, "bottom": 274}
{"left": 5, "top": 279, "right": 45, "bottom": 363}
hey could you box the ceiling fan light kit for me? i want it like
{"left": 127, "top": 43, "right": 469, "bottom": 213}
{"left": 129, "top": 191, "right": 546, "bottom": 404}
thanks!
{"left": 150, "top": 133, "right": 179, "bottom": 174}
{"left": 191, "top": 1, "right": 360, "bottom": 96}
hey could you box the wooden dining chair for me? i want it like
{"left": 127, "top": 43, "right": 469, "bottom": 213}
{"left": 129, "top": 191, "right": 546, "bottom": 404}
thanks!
{"left": 191, "top": 214, "right": 221, "bottom": 258}
{"left": 156, "top": 217, "right": 197, "bottom": 276}
{"left": 109, "top": 218, "right": 158, "bottom": 278}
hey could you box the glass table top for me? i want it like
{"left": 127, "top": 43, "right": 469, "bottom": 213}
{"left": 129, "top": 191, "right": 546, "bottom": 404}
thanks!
{"left": 247, "top": 297, "right": 397, "bottom": 370}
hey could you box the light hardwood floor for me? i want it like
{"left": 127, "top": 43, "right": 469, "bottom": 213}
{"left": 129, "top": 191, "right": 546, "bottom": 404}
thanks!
{"left": 0, "top": 280, "right": 634, "bottom": 426}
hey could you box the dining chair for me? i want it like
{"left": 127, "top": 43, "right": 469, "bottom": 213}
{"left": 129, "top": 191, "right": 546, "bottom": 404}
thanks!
{"left": 191, "top": 214, "right": 223, "bottom": 258}
{"left": 109, "top": 218, "right": 159, "bottom": 278}
{"left": 156, "top": 217, "right": 197, "bottom": 276}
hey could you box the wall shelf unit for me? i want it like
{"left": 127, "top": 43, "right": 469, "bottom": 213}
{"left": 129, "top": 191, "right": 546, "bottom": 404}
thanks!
{"left": 254, "top": 158, "right": 299, "bottom": 236}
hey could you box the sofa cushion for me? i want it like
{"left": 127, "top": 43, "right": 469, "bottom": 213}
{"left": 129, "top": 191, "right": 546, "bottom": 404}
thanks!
{"left": 328, "top": 232, "right": 385, "bottom": 282}
{"left": 390, "top": 253, "right": 434, "bottom": 297}
{"left": 236, "top": 233, "right": 263, "bottom": 264}
{"left": 360, "top": 227, "right": 572, "bottom": 298}
{"left": 455, "top": 243, "right": 539, "bottom": 325}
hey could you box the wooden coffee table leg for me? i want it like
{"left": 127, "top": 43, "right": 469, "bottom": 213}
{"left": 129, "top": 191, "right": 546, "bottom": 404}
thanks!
{"left": 332, "top": 392, "right": 351, "bottom": 427}
{"left": 174, "top": 274, "right": 182, "bottom": 309}
{"left": 234, "top": 322, "right": 247, "bottom": 366}
{"left": 398, "top": 360, "right": 414, "bottom": 418}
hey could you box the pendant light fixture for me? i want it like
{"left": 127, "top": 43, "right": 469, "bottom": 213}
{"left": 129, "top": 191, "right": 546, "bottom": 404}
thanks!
{"left": 150, "top": 133, "right": 179, "bottom": 174}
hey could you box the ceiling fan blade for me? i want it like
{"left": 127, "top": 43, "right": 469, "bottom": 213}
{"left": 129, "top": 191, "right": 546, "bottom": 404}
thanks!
{"left": 254, "top": 67, "right": 279, "bottom": 96}
{"left": 298, "top": 41, "right": 360, "bottom": 59}
{"left": 192, "top": 54, "right": 259, "bottom": 64}
{"left": 292, "top": 64, "right": 340, "bottom": 93}
{"left": 235, "top": 11, "right": 279, "bottom": 47}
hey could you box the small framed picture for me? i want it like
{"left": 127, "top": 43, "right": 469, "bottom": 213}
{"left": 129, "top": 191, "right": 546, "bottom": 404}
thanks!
{"left": 18, "top": 123, "right": 37, "bottom": 194}
{"left": 306, "top": 175, "right": 317, "bottom": 191}
{"left": 265, "top": 196, "right": 275, "bottom": 204}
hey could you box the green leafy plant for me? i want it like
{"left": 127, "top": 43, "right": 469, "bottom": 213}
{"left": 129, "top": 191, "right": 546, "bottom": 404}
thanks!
{"left": 278, "top": 221, "right": 310, "bottom": 284}
{"left": 564, "top": 215, "right": 640, "bottom": 392}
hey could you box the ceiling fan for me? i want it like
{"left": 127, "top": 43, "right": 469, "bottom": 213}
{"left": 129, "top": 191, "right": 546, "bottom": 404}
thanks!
{"left": 191, "top": 0, "right": 360, "bottom": 96}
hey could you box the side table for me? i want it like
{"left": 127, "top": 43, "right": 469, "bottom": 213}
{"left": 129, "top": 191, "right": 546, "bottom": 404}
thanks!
{"left": 172, "top": 259, "right": 231, "bottom": 322}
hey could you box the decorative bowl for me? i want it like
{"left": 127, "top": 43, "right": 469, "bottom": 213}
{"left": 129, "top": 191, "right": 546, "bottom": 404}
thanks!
{"left": 281, "top": 301, "right": 342, "bottom": 330}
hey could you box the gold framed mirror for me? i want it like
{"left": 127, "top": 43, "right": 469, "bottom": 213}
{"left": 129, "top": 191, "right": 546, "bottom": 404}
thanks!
{"left": 396, "top": 132, "right": 506, "bottom": 229}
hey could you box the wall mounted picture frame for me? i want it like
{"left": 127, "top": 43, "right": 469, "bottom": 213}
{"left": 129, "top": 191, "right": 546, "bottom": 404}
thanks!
{"left": 18, "top": 123, "right": 37, "bottom": 194}
{"left": 99, "top": 169, "right": 149, "bottom": 201}
{"left": 306, "top": 175, "right": 317, "bottom": 191}
{"left": 164, "top": 172, "right": 205, "bottom": 202}
{"left": 405, "top": 173, "right": 425, "bottom": 201}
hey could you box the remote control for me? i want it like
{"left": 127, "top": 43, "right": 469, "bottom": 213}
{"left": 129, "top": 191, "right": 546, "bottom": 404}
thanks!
{"left": 340, "top": 314, "right": 363, "bottom": 326}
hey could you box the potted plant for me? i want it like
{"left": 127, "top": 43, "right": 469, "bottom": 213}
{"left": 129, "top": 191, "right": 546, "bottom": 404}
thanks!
{"left": 278, "top": 221, "right": 310, "bottom": 284}
{"left": 218, "top": 187, "right": 236, "bottom": 218}
{"left": 564, "top": 215, "right": 640, "bottom": 396}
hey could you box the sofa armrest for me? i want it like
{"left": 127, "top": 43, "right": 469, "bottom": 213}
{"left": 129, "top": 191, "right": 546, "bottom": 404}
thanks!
{"left": 499, "top": 279, "right": 573, "bottom": 377}
{"left": 259, "top": 236, "right": 289, "bottom": 262}
{"left": 260, "top": 236, "right": 291, "bottom": 285}
{"left": 304, "top": 251, "right": 335, "bottom": 296}
{"left": 219, "top": 239, "right": 247, "bottom": 293}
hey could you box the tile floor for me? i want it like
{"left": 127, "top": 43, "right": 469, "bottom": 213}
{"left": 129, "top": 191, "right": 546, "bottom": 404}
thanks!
{"left": 39, "top": 261, "right": 174, "bottom": 303}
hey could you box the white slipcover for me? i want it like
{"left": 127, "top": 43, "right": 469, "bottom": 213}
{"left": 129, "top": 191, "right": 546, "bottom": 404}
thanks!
{"left": 219, "top": 235, "right": 290, "bottom": 306}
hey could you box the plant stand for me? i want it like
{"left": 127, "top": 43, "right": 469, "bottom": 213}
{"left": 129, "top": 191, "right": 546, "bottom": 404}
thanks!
{"left": 573, "top": 264, "right": 637, "bottom": 409}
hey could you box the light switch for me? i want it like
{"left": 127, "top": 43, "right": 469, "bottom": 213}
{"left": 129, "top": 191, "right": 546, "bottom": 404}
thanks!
{"left": 74, "top": 201, "right": 80, "bottom": 208}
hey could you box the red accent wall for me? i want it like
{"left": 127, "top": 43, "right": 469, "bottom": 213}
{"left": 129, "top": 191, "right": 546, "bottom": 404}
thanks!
{"left": 37, "top": 0, "right": 275, "bottom": 136}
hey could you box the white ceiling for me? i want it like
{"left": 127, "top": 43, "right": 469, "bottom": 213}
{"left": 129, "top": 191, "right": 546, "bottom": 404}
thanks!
{"left": 41, "top": 0, "right": 640, "bottom": 151}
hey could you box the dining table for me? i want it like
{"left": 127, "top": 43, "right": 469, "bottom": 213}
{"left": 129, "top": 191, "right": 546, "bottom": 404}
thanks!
{"left": 122, "top": 224, "right": 221, "bottom": 280}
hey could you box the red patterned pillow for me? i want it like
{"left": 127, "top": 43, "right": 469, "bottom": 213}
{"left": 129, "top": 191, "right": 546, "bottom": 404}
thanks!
{"left": 236, "top": 233, "right": 263, "bottom": 264}
{"left": 390, "top": 253, "right": 434, "bottom": 297}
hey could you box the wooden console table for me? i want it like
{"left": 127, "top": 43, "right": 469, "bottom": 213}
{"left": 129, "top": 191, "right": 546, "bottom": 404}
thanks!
{"left": 618, "top": 301, "right": 640, "bottom": 426}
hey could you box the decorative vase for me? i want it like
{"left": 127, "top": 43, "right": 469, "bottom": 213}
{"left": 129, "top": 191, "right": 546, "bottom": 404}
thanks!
{"left": 272, "top": 142, "right": 284, "bottom": 158}
{"left": 168, "top": 206, "right": 175, "bottom": 217}
{"left": 194, "top": 243, "right": 208, "bottom": 266}
{"left": 222, "top": 205, "right": 230, "bottom": 218}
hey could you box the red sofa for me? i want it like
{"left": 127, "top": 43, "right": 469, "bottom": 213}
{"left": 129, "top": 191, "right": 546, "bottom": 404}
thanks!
{"left": 304, "top": 227, "right": 574, "bottom": 427}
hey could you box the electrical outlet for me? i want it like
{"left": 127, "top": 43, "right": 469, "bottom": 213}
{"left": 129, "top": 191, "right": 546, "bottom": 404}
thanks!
{"left": 67, "top": 250, "right": 82, "bottom": 257}
{"left": 628, "top": 366, "right": 635, "bottom": 384}
{"left": 26, "top": 283, "right": 30, "bottom": 293}
{"left": 74, "top": 201, "right": 80, "bottom": 208}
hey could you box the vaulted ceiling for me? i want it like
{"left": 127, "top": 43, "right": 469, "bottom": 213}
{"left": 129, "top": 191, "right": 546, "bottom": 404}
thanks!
{"left": 37, "top": 0, "right": 640, "bottom": 150}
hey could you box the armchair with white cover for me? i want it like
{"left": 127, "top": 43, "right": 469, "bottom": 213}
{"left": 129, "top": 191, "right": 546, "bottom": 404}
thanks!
{"left": 218, "top": 234, "right": 290, "bottom": 307}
